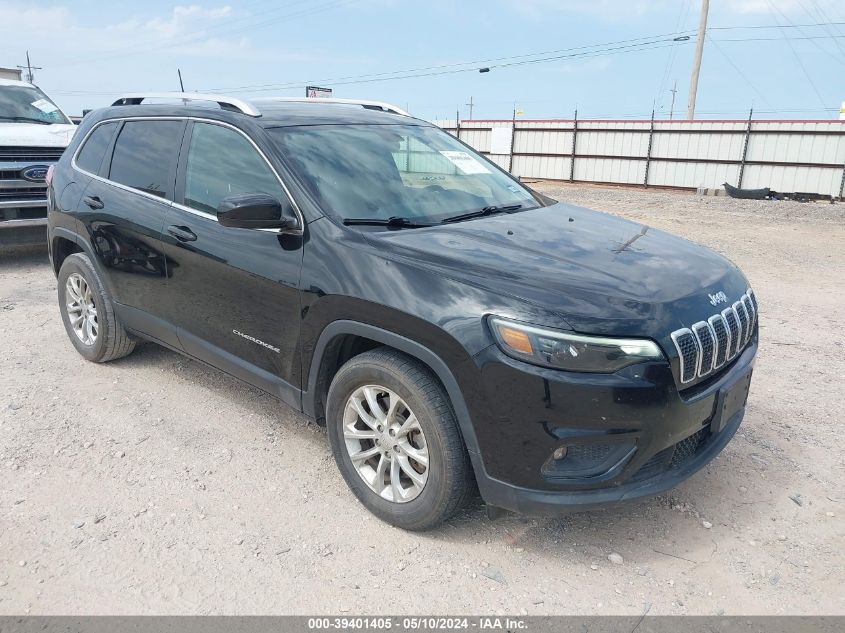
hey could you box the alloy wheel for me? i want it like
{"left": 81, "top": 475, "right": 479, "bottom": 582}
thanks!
{"left": 65, "top": 272, "right": 98, "bottom": 345}
{"left": 343, "top": 385, "right": 429, "bottom": 503}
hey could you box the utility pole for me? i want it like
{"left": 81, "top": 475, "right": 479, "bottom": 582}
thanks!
{"left": 669, "top": 80, "right": 678, "bottom": 120}
{"left": 17, "top": 51, "right": 42, "bottom": 84}
{"left": 686, "top": 0, "right": 709, "bottom": 119}
{"left": 465, "top": 96, "right": 474, "bottom": 120}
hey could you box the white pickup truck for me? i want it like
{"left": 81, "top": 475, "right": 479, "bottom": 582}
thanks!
{"left": 0, "top": 78, "right": 76, "bottom": 246}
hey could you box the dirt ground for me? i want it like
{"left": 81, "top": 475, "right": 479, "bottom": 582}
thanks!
{"left": 1, "top": 183, "right": 843, "bottom": 616}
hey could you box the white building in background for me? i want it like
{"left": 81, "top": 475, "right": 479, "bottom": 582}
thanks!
{"left": 0, "top": 67, "right": 23, "bottom": 81}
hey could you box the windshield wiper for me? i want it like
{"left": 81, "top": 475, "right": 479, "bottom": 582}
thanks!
{"left": 0, "top": 116, "right": 52, "bottom": 125}
{"left": 343, "top": 216, "right": 436, "bottom": 229}
{"left": 440, "top": 204, "right": 524, "bottom": 224}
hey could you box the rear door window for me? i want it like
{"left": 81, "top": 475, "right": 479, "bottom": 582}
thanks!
{"left": 108, "top": 120, "right": 185, "bottom": 199}
{"left": 183, "top": 122, "right": 284, "bottom": 214}
{"left": 75, "top": 121, "right": 118, "bottom": 175}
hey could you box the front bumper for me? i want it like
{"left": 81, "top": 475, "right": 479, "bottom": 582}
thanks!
{"left": 468, "top": 334, "right": 756, "bottom": 514}
{"left": 0, "top": 200, "right": 48, "bottom": 246}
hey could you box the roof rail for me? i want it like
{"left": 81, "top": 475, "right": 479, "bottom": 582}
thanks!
{"left": 111, "top": 93, "right": 261, "bottom": 117}
{"left": 255, "top": 97, "right": 411, "bottom": 117}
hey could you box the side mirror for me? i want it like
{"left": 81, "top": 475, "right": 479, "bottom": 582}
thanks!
{"left": 217, "top": 193, "right": 298, "bottom": 230}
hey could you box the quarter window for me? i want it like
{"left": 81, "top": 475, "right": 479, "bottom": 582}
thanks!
{"left": 75, "top": 122, "right": 117, "bottom": 175}
{"left": 109, "top": 120, "right": 184, "bottom": 199}
{"left": 184, "top": 122, "right": 284, "bottom": 214}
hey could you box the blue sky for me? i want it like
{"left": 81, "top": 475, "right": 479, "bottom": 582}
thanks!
{"left": 2, "top": 0, "right": 843, "bottom": 120}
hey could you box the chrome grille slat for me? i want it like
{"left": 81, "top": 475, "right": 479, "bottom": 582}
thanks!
{"left": 708, "top": 314, "right": 729, "bottom": 369}
{"left": 741, "top": 295, "right": 755, "bottom": 334}
{"left": 672, "top": 289, "right": 757, "bottom": 384}
{"left": 692, "top": 321, "right": 715, "bottom": 377}
{"left": 671, "top": 328, "right": 698, "bottom": 383}
{"left": 722, "top": 307, "right": 740, "bottom": 359}
{"left": 735, "top": 300, "right": 751, "bottom": 346}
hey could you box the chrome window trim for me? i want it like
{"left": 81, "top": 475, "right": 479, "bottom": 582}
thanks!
{"left": 670, "top": 328, "right": 696, "bottom": 384}
{"left": 708, "top": 313, "right": 730, "bottom": 370}
{"left": 691, "top": 320, "right": 714, "bottom": 377}
{"left": 70, "top": 115, "right": 304, "bottom": 235}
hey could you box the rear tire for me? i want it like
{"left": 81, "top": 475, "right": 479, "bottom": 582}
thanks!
{"left": 57, "top": 253, "right": 135, "bottom": 363}
{"left": 326, "top": 348, "right": 474, "bottom": 530}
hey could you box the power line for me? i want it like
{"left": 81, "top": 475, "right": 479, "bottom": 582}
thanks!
{"left": 709, "top": 20, "right": 845, "bottom": 30}
{"left": 714, "top": 34, "right": 845, "bottom": 41}
{"left": 705, "top": 34, "right": 773, "bottom": 108}
{"left": 203, "top": 30, "right": 699, "bottom": 93}
{"left": 199, "top": 27, "right": 845, "bottom": 96}
{"left": 654, "top": 0, "right": 692, "bottom": 110}
{"left": 46, "top": 22, "right": 845, "bottom": 104}
{"left": 799, "top": 0, "right": 845, "bottom": 56}
{"left": 764, "top": 0, "right": 829, "bottom": 109}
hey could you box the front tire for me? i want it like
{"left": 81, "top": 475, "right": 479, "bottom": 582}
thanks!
{"left": 326, "top": 348, "right": 474, "bottom": 530}
{"left": 57, "top": 253, "right": 135, "bottom": 363}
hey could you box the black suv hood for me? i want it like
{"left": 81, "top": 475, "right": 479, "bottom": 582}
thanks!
{"left": 368, "top": 202, "right": 750, "bottom": 339}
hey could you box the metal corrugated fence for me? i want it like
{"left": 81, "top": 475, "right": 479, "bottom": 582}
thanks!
{"left": 433, "top": 117, "right": 845, "bottom": 198}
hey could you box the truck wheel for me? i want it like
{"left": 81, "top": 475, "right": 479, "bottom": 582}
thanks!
{"left": 57, "top": 253, "right": 135, "bottom": 363}
{"left": 326, "top": 348, "right": 474, "bottom": 530}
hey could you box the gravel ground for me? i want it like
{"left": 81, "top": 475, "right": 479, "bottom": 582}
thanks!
{"left": 1, "top": 183, "right": 843, "bottom": 615}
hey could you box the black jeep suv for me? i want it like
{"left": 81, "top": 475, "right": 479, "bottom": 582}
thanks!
{"left": 46, "top": 94, "right": 757, "bottom": 530}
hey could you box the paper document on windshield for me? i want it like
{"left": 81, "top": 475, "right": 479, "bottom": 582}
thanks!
{"left": 31, "top": 99, "right": 59, "bottom": 113}
{"left": 439, "top": 151, "right": 490, "bottom": 175}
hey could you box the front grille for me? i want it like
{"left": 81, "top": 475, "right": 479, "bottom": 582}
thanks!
{"left": 671, "top": 288, "right": 757, "bottom": 384}
{"left": 0, "top": 207, "right": 47, "bottom": 221}
{"left": 671, "top": 428, "right": 708, "bottom": 467}
{"left": 0, "top": 147, "right": 64, "bottom": 161}
{"left": 0, "top": 187, "right": 46, "bottom": 201}
{"left": 630, "top": 427, "right": 710, "bottom": 482}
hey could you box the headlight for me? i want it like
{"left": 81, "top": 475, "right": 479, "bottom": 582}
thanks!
{"left": 489, "top": 316, "right": 664, "bottom": 373}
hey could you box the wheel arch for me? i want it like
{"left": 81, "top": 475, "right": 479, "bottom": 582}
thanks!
{"left": 49, "top": 227, "right": 116, "bottom": 296}
{"left": 50, "top": 228, "right": 84, "bottom": 276}
{"left": 303, "top": 320, "right": 483, "bottom": 460}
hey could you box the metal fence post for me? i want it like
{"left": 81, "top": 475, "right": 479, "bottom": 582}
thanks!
{"left": 839, "top": 160, "right": 845, "bottom": 201}
{"left": 643, "top": 109, "right": 655, "bottom": 187}
{"left": 738, "top": 108, "right": 754, "bottom": 188}
{"left": 569, "top": 109, "right": 578, "bottom": 182}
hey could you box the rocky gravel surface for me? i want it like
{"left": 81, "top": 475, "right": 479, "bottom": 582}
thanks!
{"left": 1, "top": 183, "right": 843, "bottom": 615}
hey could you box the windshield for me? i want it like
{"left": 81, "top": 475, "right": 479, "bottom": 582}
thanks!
{"left": 268, "top": 123, "right": 541, "bottom": 225}
{"left": 0, "top": 85, "right": 70, "bottom": 125}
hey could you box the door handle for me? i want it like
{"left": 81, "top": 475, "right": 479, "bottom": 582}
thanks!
{"left": 167, "top": 225, "right": 197, "bottom": 242}
{"left": 83, "top": 195, "right": 104, "bottom": 210}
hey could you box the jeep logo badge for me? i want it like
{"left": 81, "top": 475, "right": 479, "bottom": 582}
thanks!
{"left": 21, "top": 165, "right": 49, "bottom": 182}
{"left": 708, "top": 291, "right": 728, "bottom": 306}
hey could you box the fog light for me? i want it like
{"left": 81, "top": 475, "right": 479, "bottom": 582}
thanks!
{"left": 553, "top": 446, "right": 568, "bottom": 460}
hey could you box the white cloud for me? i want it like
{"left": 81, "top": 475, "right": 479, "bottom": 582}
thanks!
{"left": 0, "top": 3, "right": 262, "bottom": 65}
